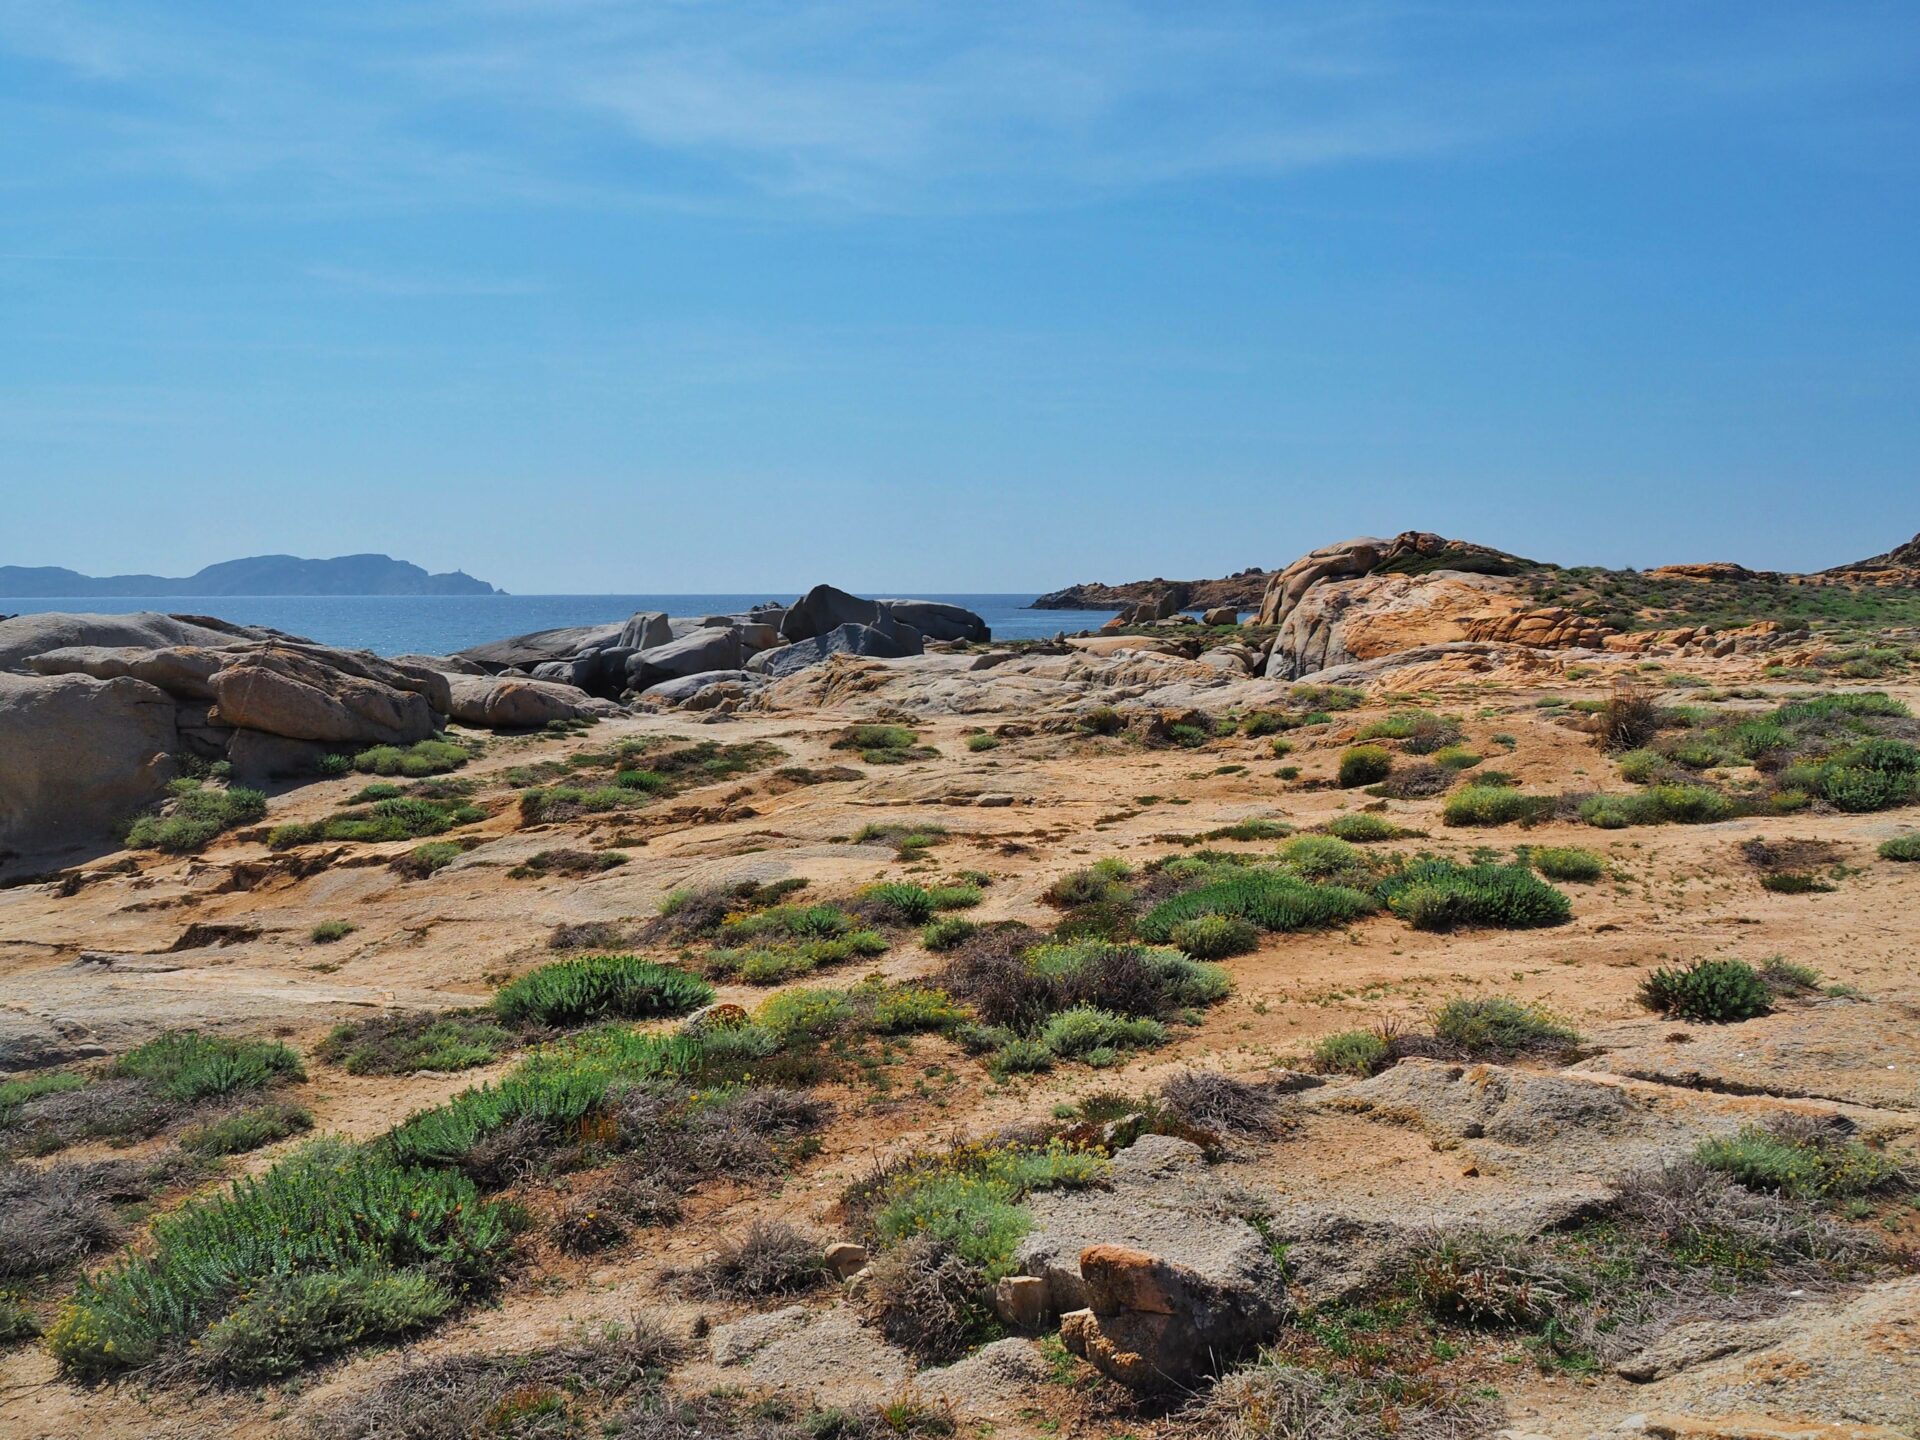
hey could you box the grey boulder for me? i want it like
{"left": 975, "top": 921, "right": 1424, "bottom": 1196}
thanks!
{"left": 627, "top": 628, "right": 748, "bottom": 690}
{"left": 617, "top": 611, "right": 672, "bottom": 650}
{"left": 747, "top": 622, "right": 921, "bottom": 679}
{"left": 454, "top": 621, "right": 624, "bottom": 673}
{"left": 779, "top": 584, "right": 884, "bottom": 642}
{"left": 0, "top": 673, "right": 179, "bottom": 855}
{"left": 876, "top": 599, "right": 990, "bottom": 643}
{"left": 637, "top": 669, "right": 767, "bottom": 709}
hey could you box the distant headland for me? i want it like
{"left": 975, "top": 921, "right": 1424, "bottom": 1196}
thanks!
{"left": 0, "top": 554, "right": 502, "bottom": 597}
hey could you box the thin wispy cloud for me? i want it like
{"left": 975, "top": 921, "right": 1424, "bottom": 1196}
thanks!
{"left": 6, "top": 1, "right": 1899, "bottom": 219}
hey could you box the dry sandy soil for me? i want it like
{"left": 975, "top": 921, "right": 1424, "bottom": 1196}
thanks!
{"left": 2, "top": 661, "right": 1916, "bottom": 1440}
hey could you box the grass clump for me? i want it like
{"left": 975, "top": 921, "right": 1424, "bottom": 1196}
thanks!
{"left": 1168, "top": 912, "right": 1261, "bottom": 959}
{"left": 310, "top": 920, "right": 355, "bottom": 945}
{"left": 115, "top": 1031, "right": 304, "bottom": 1102}
{"left": 1431, "top": 997, "right": 1577, "bottom": 1057}
{"left": 1579, "top": 783, "right": 1734, "bottom": 828}
{"left": 46, "top": 1139, "right": 509, "bottom": 1381}
{"left": 1337, "top": 745, "right": 1393, "bottom": 787}
{"left": 180, "top": 1101, "right": 315, "bottom": 1157}
{"left": 1310, "top": 1029, "right": 1393, "bottom": 1077}
{"left": 966, "top": 732, "right": 1001, "bottom": 752}
{"left": 833, "top": 724, "right": 935, "bottom": 764}
{"left": 316, "top": 1013, "right": 513, "bottom": 1076}
{"left": 921, "top": 917, "right": 979, "bottom": 952}
{"left": 1442, "top": 785, "right": 1554, "bottom": 827}
{"left": 493, "top": 956, "right": 713, "bottom": 1027}
{"left": 1138, "top": 869, "right": 1375, "bottom": 941}
{"left": 1377, "top": 859, "right": 1572, "bottom": 931}
{"left": 1697, "top": 1117, "right": 1909, "bottom": 1201}
{"left": 1637, "top": 958, "right": 1770, "bottom": 1022}
{"left": 126, "top": 782, "right": 267, "bottom": 853}
{"left": 1879, "top": 833, "right": 1920, "bottom": 861}
{"left": 271, "top": 795, "right": 483, "bottom": 849}
{"left": 852, "top": 821, "right": 949, "bottom": 856}
{"left": 1323, "top": 813, "right": 1409, "bottom": 843}
{"left": 351, "top": 739, "right": 470, "bottom": 778}
{"left": 1525, "top": 846, "right": 1606, "bottom": 882}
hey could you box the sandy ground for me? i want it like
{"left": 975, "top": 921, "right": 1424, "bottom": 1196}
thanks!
{"left": 2, "top": 671, "right": 1916, "bottom": 1440}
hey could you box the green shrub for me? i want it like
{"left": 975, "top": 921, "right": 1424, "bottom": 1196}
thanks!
{"left": 988, "top": 1039, "right": 1054, "bottom": 1076}
{"left": 1167, "top": 913, "right": 1260, "bottom": 960}
{"left": 1038, "top": 1006, "right": 1167, "bottom": 1057}
{"left": 1527, "top": 846, "right": 1605, "bottom": 882}
{"left": 393, "top": 841, "right": 463, "bottom": 878}
{"left": 352, "top": 739, "right": 470, "bottom": 778}
{"left": 867, "top": 985, "right": 970, "bottom": 1034}
{"left": 755, "top": 988, "right": 856, "bottom": 1041}
{"left": 1580, "top": 783, "right": 1732, "bottom": 828}
{"left": 1432, "top": 746, "right": 1482, "bottom": 770}
{"left": 0, "top": 1071, "right": 86, "bottom": 1122}
{"left": 1378, "top": 860, "right": 1571, "bottom": 931}
{"left": 1443, "top": 786, "right": 1555, "bottom": 827}
{"left": 310, "top": 920, "right": 355, "bottom": 945}
{"left": 1616, "top": 748, "right": 1665, "bottom": 783}
{"left": 116, "top": 1031, "right": 304, "bottom": 1102}
{"left": 966, "top": 733, "right": 1001, "bottom": 752}
{"left": 870, "top": 1143, "right": 1106, "bottom": 1277}
{"left": 1760, "top": 871, "right": 1833, "bottom": 894}
{"left": 1323, "top": 813, "right": 1406, "bottom": 843}
{"left": 1430, "top": 997, "right": 1577, "bottom": 1056}
{"left": 1697, "top": 1124, "right": 1907, "bottom": 1200}
{"left": 316, "top": 1013, "right": 513, "bottom": 1076}
{"left": 1207, "top": 818, "right": 1292, "bottom": 841}
{"left": 1310, "top": 1029, "right": 1391, "bottom": 1077}
{"left": 1137, "top": 871, "right": 1376, "bottom": 941}
{"left": 1878, "top": 834, "right": 1920, "bottom": 862}
{"left": 1280, "top": 835, "right": 1371, "bottom": 881}
{"left": 1638, "top": 958, "right": 1770, "bottom": 1022}
{"left": 1816, "top": 738, "right": 1920, "bottom": 813}
{"left": 46, "top": 1140, "right": 509, "bottom": 1380}
{"left": 922, "top": 918, "right": 979, "bottom": 952}
{"left": 126, "top": 784, "right": 268, "bottom": 853}
{"left": 0, "top": 1298, "right": 39, "bottom": 1344}
{"left": 1240, "top": 711, "right": 1286, "bottom": 738}
{"left": 1338, "top": 746, "right": 1393, "bottom": 787}
{"left": 181, "top": 1101, "right": 315, "bottom": 1158}
{"left": 492, "top": 956, "right": 713, "bottom": 1027}
{"left": 861, "top": 882, "right": 940, "bottom": 924}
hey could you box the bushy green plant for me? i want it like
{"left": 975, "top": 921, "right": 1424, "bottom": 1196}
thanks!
{"left": 0, "top": 1070, "right": 86, "bottom": 1122}
{"left": 1137, "top": 870, "right": 1376, "bottom": 940}
{"left": 1167, "top": 913, "right": 1260, "bottom": 959}
{"left": 1038, "top": 1006, "right": 1168, "bottom": 1056}
{"left": 316, "top": 1013, "right": 513, "bottom": 1076}
{"left": 125, "top": 784, "right": 268, "bottom": 853}
{"left": 1638, "top": 959, "right": 1770, "bottom": 1022}
{"left": 1280, "top": 834, "right": 1372, "bottom": 881}
{"left": 1815, "top": 738, "right": 1920, "bottom": 813}
{"left": 492, "top": 956, "right": 713, "bottom": 1027}
{"left": 352, "top": 739, "right": 470, "bottom": 778}
{"left": 1878, "top": 833, "right": 1920, "bottom": 862}
{"left": 869, "top": 1142, "right": 1106, "bottom": 1277}
{"left": 1323, "top": 813, "right": 1406, "bottom": 843}
{"left": 1378, "top": 859, "right": 1572, "bottom": 931}
{"left": 46, "top": 1140, "right": 509, "bottom": 1380}
{"left": 1431, "top": 997, "right": 1577, "bottom": 1056}
{"left": 180, "top": 1101, "right": 315, "bottom": 1157}
{"left": 922, "top": 917, "right": 979, "bottom": 952}
{"left": 860, "top": 882, "right": 939, "bottom": 924}
{"left": 1442, "top": 785, "right": 1555, "bottom": 827}
{"left": 310, "top": 920, "right": 355, "bottom": 944}
{"left": 115, "top": 1031, "right": 305, "bottom": 1101}
{"left": 1697, "top": 1124, "right": 1907, "bottom": 1200}
{"left": 1338, "top": 745, "right": 1393, "bottom": 787}
{"left": 988, "top": 1039, "right": 1054, "bottom": 1075}
{"left": 966, "top": 732, "right": 1001, "bottom": 752}
{"left": 1527, "top": 846, "right": 1606, "bottom": 882}
{"left": 1310, "top": 1029, "right": 1391, "bottom": 1077}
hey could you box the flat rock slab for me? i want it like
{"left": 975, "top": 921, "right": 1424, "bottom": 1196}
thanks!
{"left": 1573, "top": 1004, "right": 1920, "bottom": 1115}
{"left": 915, "top": 1337, "right": 1052, "bottom": 1413}
{"left": 707, "top": 1304, "right": 909, "bottom": 1400}
{"left": 1627, "top": 1277, "right": 1920, "bottom": 1435}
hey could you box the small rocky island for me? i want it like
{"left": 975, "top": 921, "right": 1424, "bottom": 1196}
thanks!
{"left": 0, "top": 553, "right": 500, "bottom": 596}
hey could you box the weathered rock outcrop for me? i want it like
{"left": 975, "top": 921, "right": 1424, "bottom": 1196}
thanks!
{"left": 747, "top": 621, "right": 922, "bottom": 678}
{"left": 1254, "top": 532, "right": 1574, "bottom": 679}
{"left": 0, "top": 673, "right": 179, "bottom": 854}
{"left": 0, "top": 611, "right": 282, "bottom": 672}
{"left": 1031, "top": 568, "right": 1271, "bottom": 612}
{"left": 209, "top": 646, "right": 441, "bottom": 745}
{"left": 1017, "top": 1136, "right": 1286, "bottom": 1390}
{"left": 443, "top": 675, "right": 618, "bottom": 729}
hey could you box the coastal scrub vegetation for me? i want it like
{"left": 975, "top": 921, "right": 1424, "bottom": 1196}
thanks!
{"left": 125, "top": 780, "right": 267, "bottom": 853}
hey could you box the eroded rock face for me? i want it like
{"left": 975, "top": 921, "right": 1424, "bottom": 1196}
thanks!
{"left": 0, "top": 611, "right": 279, "bottom": 672}
{"left": 0, "top": 672, "right": 179, "bottom": 854}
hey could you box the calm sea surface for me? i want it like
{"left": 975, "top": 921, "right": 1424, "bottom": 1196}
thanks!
{"left": 0, "top": 594, "right": 1125, "bottom": 657}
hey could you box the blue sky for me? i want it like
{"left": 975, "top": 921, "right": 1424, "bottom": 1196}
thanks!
{"left": 2, "top": 2, "right": 1916, "bottom": 593}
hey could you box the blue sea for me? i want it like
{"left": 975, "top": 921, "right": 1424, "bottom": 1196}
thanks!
{"left": 0, "top": 594, "right": 1125, "bottom": 657}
